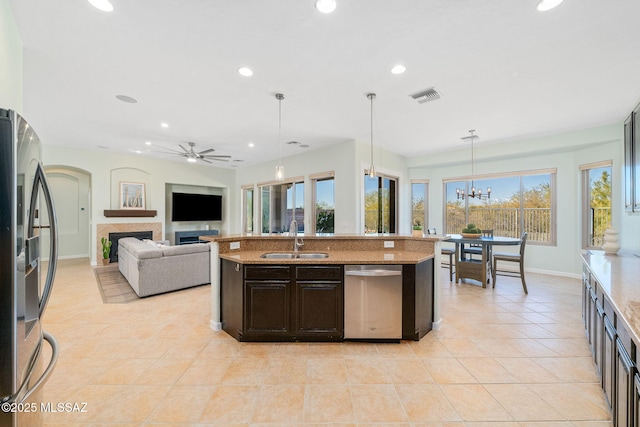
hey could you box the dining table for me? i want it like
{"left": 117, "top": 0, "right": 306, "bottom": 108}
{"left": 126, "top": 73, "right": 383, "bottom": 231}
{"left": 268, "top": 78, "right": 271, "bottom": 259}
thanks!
{"left": 444, "top": 234, "right": 522, "bottom": 287}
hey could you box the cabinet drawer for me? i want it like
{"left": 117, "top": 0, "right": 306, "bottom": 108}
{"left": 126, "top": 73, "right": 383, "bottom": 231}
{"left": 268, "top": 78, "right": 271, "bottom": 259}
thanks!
{"left": 296, "top": 266, "right": 343, "bottom": 281}
{"left": 245, "top": 266, "right": 291, "bottom": 280}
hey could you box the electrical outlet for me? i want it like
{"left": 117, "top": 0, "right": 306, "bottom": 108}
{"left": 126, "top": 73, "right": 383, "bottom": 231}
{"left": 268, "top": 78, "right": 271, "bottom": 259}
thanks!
{"left": 383, "top": 241, "right": 394, "bottom": 248}
{"left": 230, "top": 241, "right": 240, "bottom": 250}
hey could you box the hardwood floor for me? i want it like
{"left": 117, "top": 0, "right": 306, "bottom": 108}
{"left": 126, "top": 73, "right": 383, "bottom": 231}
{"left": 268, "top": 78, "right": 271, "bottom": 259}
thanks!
{"left": 39, "top": 258, "right": 612, "bottom": 426}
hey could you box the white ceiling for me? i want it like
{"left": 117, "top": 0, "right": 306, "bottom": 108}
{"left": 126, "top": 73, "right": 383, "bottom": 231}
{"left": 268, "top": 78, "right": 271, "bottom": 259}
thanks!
{"left": 9, "top": 0, "right": 640, "bottom": 168}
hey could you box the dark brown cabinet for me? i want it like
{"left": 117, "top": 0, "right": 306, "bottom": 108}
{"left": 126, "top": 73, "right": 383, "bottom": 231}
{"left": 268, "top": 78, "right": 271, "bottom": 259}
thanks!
{"left": 617, "top": 336, "right": 635, "bottom": 426}
{"left": 294, "top": 266, "right": 343, "bottom": 340}
{"left": 244, "top": 265, "right": 292, "bottom": 339}
{"left": 582, "top": 260, "right": 638, "bottom": 426}
{"left": 220, "top": 258, "right": 434, "bottom": 343}
{"left": 220, "top": 261, "right": 343, "bottom": 342}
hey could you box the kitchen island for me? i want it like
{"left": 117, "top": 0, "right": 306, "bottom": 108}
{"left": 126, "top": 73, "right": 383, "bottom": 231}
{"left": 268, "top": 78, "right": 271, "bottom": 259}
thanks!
{"left": 200, "top": 234, "right": 443, "bottom": 342}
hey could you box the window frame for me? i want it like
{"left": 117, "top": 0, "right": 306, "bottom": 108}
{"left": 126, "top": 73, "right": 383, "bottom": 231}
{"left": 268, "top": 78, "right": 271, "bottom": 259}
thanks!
{"left": 580, "top": 160, "right": 612, "bottom": 250}
{"left": 241, "top": 184, "right": 255, "bottom": 233}
{"left": 363, "top": 170, "right": 398, "bottom": 234}
{"left": 310, "top": 171, "right": 335, "bottom": 235}
{"left": 257, "top": 176, "right": 305, "bottom": 234}
{"left": 411, "top": 180, "right": 429, "bottom": 231}
{"left": 443, "top": 168, "right": 557, "bottom": 246}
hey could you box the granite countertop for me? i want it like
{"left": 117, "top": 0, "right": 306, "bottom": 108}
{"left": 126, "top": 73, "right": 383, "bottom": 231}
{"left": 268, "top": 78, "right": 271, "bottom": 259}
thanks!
{"left": 581, "top": 250, "right": 640, "bottom": 345}
{"left": 219, "top": 250, "right": 434, "bottom": 265}
{"left": 201, "top": 233, "right": 445, "bottom": 242}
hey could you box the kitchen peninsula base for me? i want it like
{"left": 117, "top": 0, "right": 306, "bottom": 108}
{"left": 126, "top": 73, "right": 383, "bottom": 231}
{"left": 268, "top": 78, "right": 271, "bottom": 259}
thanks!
{"left": 203, "top": 234, "right": 442, "bottom": 343}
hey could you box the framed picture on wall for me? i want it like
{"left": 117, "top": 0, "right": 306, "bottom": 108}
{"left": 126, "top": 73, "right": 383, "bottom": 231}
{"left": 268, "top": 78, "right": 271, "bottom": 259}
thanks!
{"left": 120, "top": 182, "right": 146, "bottom": 209}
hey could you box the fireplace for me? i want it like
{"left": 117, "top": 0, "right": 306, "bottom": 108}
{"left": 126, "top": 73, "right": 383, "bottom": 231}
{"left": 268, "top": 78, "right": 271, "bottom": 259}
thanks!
{"left": 108, "top": 231, "right": 153, "bottom": 262}
{"left": 96, "top": 222, "right": 162, "bottom": 263}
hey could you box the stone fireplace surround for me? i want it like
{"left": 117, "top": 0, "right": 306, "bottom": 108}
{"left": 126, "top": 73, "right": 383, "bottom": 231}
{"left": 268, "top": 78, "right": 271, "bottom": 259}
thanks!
{"left": 96, "top": 222, "right": 162, "bottom": 262}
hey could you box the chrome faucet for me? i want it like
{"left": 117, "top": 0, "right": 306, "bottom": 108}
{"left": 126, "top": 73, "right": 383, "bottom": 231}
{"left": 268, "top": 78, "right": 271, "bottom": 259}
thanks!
{"left": 289, "top": 219, "right": 304, "bottom": 252}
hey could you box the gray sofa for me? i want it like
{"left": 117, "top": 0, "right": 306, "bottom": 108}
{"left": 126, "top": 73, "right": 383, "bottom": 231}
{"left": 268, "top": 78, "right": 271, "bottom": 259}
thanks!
{"left": 118, "top": 237, "right": 210, "bottom": 297}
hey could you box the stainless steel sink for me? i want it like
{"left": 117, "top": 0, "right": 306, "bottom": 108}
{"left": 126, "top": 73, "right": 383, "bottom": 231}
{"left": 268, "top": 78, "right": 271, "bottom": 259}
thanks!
{"left": 260, "top": 252, "right": 328, "bottom": 259}
{"left": 296, "top": 253, "right": 329, "bottom": 259}
{"left": 260, "top": 253, "right": 297, "bottom": 259}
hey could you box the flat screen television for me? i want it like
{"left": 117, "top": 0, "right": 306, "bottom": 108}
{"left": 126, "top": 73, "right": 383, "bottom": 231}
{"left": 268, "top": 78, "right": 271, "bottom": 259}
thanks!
{"left": 171, "top": 192, "right": 222, "bottom": 221}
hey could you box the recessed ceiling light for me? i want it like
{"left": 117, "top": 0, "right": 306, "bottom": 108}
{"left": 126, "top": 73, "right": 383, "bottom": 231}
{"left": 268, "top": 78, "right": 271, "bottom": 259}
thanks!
{"left": 88, "top": 0, "right": 114, "bottom": 12}
{"left": 161, "top": 122, "right": 169, "bottom": 128}
{"left": 145, "top": 141, "right": 152, "bottom": 146}
{"left": 315, "top": 0, "right": 336, "bottom": 14}
{"left": 391, "top": 64, "right": 406, "bottom": 75}
{"left": 248, "top": 142, "right": 255, "bottom": 148}
{"left": 116, "top": 94, "right": 138, "bottom": 103}
{"left": 134, "top": 150, "right": 142, "bottom": 154}
{"left": 537, "top": 0, "right": 564, "bottom": 11}
{"left": 238, "top": 67, "right": 253, "bottom": 77}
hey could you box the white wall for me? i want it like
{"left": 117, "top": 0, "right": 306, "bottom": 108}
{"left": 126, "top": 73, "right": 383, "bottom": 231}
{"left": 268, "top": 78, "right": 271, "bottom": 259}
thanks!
{"left": 409, "top": 124, "right": 625, "bottom": 276}
{"left": 43, "top": 144, "right": 236, "bottom": 264}
{"left": 0, "top": 0, "right": 22, "bottom": 112}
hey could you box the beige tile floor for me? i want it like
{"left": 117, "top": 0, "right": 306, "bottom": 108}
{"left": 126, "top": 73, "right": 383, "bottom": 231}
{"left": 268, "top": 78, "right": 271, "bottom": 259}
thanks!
{"left": 39, "top": 258, "right": 613, "bottom": 426}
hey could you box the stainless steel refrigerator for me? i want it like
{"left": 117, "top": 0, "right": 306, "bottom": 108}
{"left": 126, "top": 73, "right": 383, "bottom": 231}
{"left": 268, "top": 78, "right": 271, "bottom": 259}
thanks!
{"left": 0, "top": 109, "right": 59, "bottom": 427}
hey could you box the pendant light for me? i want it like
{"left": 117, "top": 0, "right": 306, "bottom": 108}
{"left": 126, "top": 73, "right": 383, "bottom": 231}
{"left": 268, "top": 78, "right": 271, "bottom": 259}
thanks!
{"left": 275, "top": 93, "right": 285, "bottom": 181}
{"left": 456, "top": 130, "right": 491, "bottom": 200}
{"left": 367, "top": 93, "right": 376, "bottom": 178}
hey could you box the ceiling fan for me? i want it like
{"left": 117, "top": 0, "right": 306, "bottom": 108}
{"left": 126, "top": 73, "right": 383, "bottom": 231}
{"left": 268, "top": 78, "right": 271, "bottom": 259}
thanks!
{"left": 155, "top": 142, "right": 231, "bottom": 163}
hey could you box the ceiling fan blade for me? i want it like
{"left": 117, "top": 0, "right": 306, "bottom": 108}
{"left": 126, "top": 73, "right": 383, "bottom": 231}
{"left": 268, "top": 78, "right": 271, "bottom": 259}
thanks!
{"left": 178, "top": 144, "right": 190, "bottom": 153}
{"left": 210, "top": 158, "right": 229, "bottom": 162}
{"left": 202, "top": 154, "right": 232, "bottom": 159}
{"left": 201, "top": 158, "right": 213, "bottom": 164}
{"left": 198, "top": 148, "right": 215, "bottom": 155}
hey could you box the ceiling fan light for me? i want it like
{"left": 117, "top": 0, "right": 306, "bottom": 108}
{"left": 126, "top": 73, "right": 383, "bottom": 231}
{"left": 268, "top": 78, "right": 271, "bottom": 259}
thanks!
{"left": 315, "top": 0, "right": 336, "bottom": 14}
{"left": 537, "top": 0, "right": 564, "bottom": 11}
{"left": 187, "top": 157, "right": 197, "bottom": 163}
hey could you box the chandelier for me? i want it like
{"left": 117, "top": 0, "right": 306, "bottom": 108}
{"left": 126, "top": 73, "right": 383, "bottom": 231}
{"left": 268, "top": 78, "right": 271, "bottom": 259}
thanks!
{"left": 456, "top": 130, "right": 491, "bottom": 200}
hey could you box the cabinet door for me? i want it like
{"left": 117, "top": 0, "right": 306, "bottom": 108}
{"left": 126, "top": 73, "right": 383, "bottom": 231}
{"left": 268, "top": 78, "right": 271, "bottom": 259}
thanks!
{"left": 245, "top": 280, "right": 291, "bottom": 337}
{"left": 595, "top": 302, "right": 604, "bottom": 380}
{"left": 633, "top": 373, "right": 640, "bottom": 427}
{"left": 582, "top": 271, "right": 590, "bottom": 332}
{"left": 589, "top": 288, "right": 598, "bottom": 357}
{"left": 294, "top": 266, "right": 343, "bottom": 340}
{"left": 244, "top": 266, "right": 292, "bottom": 339}
{"left": 616, "top": 338, "right": 635, "bottom": 426}
{"left": 625, "top": 113, "right": 634, "bottom": 212}
{"left": 603, "top": 316, "right": 616, "bottom": 411}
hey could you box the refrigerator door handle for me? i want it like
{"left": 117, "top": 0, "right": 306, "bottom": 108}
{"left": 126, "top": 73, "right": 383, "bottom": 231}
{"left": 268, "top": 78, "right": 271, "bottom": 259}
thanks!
{"left": 21, "top": 331, "right": 59, "bottom": 403}
{"left": 27, "top": 162, "right": 58, "bottom": 317}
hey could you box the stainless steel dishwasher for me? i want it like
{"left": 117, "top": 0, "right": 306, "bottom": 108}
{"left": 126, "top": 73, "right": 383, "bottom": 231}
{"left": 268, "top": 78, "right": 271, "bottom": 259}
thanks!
{"left": 344, "top": 265, "right": 402, "bottom": 340}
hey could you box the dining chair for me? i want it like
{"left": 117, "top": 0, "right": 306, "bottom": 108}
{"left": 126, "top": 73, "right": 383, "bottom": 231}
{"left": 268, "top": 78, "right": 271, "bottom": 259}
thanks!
{"left": 428, "top": 228, "right": 455, "bottom": 282}
{"left": 492, "top": 231, "right": 528, "bottom": 294}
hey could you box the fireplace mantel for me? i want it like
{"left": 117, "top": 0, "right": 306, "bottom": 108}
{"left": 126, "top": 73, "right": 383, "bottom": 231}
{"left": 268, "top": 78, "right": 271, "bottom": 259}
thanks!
{"left": 104, "top": 209, "right": 157, "bottom": 218}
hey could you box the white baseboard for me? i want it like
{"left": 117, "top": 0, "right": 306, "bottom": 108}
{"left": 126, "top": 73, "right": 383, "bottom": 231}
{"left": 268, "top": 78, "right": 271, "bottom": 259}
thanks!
{"left": 210, "top": 320, "right": 222, "bottom": 331}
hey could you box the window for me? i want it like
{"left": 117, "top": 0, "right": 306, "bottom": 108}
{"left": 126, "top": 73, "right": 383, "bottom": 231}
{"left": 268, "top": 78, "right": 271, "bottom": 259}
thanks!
{"left": 444, "top": 169, "right": 556, "bottom": 244}
{"left": 242, "top": 186, "right": 254, "bottom": 233}
{"left": 259, "top": 178, "right": 304, "bottom": 234}
{"left": 581, "top": 161, "right": 612, "bottom": 249}
{"left": 411, "top": 181, "right": 428, "bottom": 230}
{"left": 311, "top": 172, "right": 335, "bottom": 234}
{"left": 364, "top": 172, "right": 397, "bottom": 234}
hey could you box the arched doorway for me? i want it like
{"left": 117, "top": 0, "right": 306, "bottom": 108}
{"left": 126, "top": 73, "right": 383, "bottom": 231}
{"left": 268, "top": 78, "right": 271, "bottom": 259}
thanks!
{"left": 43, "top": 166, "right": 91, "bottom": 259}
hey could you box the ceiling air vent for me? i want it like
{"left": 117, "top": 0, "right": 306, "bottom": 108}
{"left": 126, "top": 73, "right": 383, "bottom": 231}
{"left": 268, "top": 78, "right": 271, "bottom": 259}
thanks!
{"left": 409, "top": 87, "right": 441, "bottom": 104}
